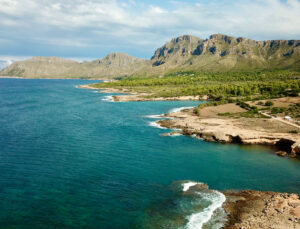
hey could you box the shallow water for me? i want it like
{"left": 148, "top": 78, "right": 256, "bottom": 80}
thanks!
{"left": 0, "top": 78, "right": 299, "bottom": 229}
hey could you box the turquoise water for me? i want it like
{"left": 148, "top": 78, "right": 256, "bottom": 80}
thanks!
{"left": 0, "top": 78, "right": 299, "bottom": 229}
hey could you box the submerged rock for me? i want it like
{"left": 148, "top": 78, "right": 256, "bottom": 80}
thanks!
{"left": 275, "top": 151, "right": 288, "bottom": 157}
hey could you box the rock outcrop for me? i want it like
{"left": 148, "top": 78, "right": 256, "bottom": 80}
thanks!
{"left": 223, "top": 190, "right": 300, "bottom": 229}
{"left": 140, "top": 34, "right": 300, "bottom": 76}
{"left": 158, "top": 109, "right": 300, "bottom": 158}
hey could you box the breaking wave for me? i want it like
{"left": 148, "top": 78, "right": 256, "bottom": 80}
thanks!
{"left": 169, "top": 106, "right": 195, "bottom": 113}
{"left": 144, "top": 114, "right": 165, "bottom": 119}
{"left": 148, "top": 121, "right": 167, "bottom": 129}
{"left": 102, "top": 95, "right": 114, "bottom": 102}
{"left": 138, "top": 181, "right": 227, "bottom": 229}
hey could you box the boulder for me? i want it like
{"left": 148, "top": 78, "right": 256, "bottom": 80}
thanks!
{"left": 276, "top": 151, "right": 288, "bottom": 157}
{"left": 291, "top": 141, "right": 300, "bottom": 156}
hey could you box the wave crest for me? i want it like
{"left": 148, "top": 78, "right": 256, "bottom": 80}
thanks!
{"left": 169, "top": 106, "right": 194, "bottom": 113}
{"left": 186, "top": 189, "right": 226, "bottom": 229}
{"left": 148, "top": 121, "right": 167, "bottom": 129}
{"left": 102, "top": 96, "right": 114, "bottom": 102}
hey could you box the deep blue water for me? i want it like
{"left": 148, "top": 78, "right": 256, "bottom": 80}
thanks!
{"left": 0, "top": 79, "right": 299, "bottom": 229}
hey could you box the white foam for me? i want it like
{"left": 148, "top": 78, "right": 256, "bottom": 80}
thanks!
{"left": 172, "top": 127, "right": 182, "bottom": 131}
{"left": 182, "top": 182, "right": 200, "bottom": 192}
{"left": 169, "top": 106, "right": 194, "bottom": 113}
{"left": 148, "top": 121, "right": 167, "bottom": 129}
{"left": 102, "top": 95, "right": 114, "bottom": 102}
{"left": 186, "top": 191, "right": 226, "bottom": 229}
{"left": 144, "top": 114, "right": 164, "bottom": 119}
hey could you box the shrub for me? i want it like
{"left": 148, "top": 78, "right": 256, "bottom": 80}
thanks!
{"left": 271, "top": 107, "right": 285, "bottom": 114}
{"left": 265, "top": 101, "right": 274, "bottom": 106}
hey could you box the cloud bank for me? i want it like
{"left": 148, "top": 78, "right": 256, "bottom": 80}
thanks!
{"left": 0, "top": 0, "right": 300, "bottom": 60}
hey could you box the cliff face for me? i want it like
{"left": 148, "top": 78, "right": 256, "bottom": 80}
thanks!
{"left": 0, "top": 53, "right": 149, "bottom": 78}
{"left": 144, "top": 34, "right": 300, "bottom": 75}
{"left": 1, "top": 34, "right": 300, "bottom": 78}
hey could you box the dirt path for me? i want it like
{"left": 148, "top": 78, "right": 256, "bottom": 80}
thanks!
{"left": 260, "top": 111, "right": 300, "bottom": 129}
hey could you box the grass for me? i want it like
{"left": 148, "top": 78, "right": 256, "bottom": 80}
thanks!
{"left": 218, "top": 110, "right": 270, "bottom": 119}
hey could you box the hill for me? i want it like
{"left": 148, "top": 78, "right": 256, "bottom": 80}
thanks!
{"left": 0, "top": 53, "right": 149, "bottom": 79}
{"left": 1, "top": 34, "right": 300, "bottom": 78}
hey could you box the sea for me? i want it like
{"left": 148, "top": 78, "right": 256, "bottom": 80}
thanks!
{"left": 0, "top": 78, "right": 299, "bottom": 229}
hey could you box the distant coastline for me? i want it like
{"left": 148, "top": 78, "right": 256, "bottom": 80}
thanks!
{"left": 0, "top": 76, "right": 107, "bottom": 80}
{"left": 77, "top": 84, "right": 209, "bottom": 102}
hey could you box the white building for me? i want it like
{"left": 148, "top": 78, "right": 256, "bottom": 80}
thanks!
{"left": 284, "top": 116, "right": 292, "bottom": 121}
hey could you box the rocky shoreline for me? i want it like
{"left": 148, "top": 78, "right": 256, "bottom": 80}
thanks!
{"left": 158, "top": 108, "right": 300, "bottom": 158}
{"left": 79, "top": 84, "right": 300, "bottom": 228}
{"left": 222, "top": 190, "right": 300, "bottom": 229}
{"left": 78, "top": 85, "right": 209, "bottom": 101}
{"left": 182, "top": 182, "right": 300, "bottom": 228}
{"left": 79, "top": 84, "right": 300, "bottom": 157}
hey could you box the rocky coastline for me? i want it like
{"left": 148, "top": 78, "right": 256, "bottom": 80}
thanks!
{"left": 79, "top": 84, "right": 300, "bottom": 157}
{"left": 222, "top": 190, "right": 300, "bottom": 229}
{"left": 158, "top": 108, "right": 300, "bottom": 158}
{"left": 79, "top": 84, "right": 300, "bottom": 228}
{"left": 78, "top": 85, "right": 209, "bottom": 101}
{"left": 182, "top": 182, "right": 300, "bottom": 228}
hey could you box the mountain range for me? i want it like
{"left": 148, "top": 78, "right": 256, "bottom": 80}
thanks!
{"left": 1, "top": 34, "right": 300, "bottom": 78}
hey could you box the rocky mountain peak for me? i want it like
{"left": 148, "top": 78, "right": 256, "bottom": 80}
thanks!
{"left": 209, "top": 34, "right": 236, "bottom": 43}
{"left": 149, "top": 33, "right": 300, "bottom": 70}
{"left": 170, "top": 35, "right": 202, "bottom": 44}
{"left": 97, "top": 53, "right": 148, "bottom": 66}
{"left": 151, "top": 35, "right": 203, "bottom": 64}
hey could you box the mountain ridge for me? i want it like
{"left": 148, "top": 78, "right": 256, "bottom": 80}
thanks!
{"left": 0, "top": 53, "right": 149, "bottom": 78}
{"left": 1, "top": 34, "right": 300, "bottom": 78}
{"left": 141, "top": 34, "right": 300, "bottom": 76}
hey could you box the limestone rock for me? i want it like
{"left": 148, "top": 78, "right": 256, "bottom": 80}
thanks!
{"left": 276, "top": 151, "right": 288, "bottom": 157}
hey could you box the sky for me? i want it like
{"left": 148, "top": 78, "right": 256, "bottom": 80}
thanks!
{"left": 0, "top": 0, "right": 300, "bottom": 67}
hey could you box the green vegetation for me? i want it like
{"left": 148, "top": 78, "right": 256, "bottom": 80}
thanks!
{"left": 96, "top": 70, "right": 300, "bottom": 98}
{"left": 94, "top": 69, "right": 300, "bottom": 117}
{"left": 217, "top": 101, "right": 270, "bottom": 118}
{"left": 271, "top": 107, "right": 286, "bottom": 114}
{"left": 218, "top": 110, "right": 270, "bottom": 119}
{"left": 257, "top": 101, "right": 264, "bottom": 105}
{"left": 268, "top": 104, "right": 300, "bottom": 117}
{"left": 265, "top": 101, "right": 274, "bottom": 106}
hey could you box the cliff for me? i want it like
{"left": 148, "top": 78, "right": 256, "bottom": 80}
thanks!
{"left": 137, "top": 34, "right": 300, "bottom": 76}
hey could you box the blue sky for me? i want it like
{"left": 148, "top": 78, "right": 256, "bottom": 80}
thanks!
{"left": 0, "top": 0, "right": 300, "bottom": 66}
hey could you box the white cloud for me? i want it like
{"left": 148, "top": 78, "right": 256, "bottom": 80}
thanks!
{"left": 0, "top": 55, "right": 31, "bottom": 70}
{"left": 0, "top": 0, "right": 300, "bottom": 58}
{"left": 149, "top": 6, "right": 167, "bottom": 14}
